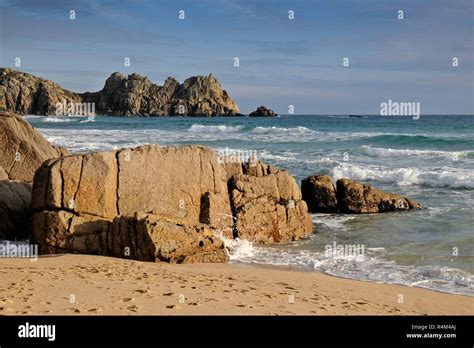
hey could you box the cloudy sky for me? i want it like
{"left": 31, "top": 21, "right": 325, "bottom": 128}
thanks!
{"left": 0, "top": 0, "right": 472, "bottom": 114}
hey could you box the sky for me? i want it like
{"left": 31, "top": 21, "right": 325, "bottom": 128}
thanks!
{"left": 0, "top": 0, "right": 473, "bottom": 114}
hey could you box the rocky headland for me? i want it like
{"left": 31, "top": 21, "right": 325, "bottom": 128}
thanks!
{"left": 0, "top": 68, "right": 240, "bottom": 116}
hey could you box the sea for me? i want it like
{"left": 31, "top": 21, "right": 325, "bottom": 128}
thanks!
{"left": 24, "top": 114, "right": 474, "bottom": 296}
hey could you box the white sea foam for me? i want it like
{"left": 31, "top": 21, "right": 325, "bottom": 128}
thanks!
{"left": 225, "top": 240, "right": 474, "bottom": 296}
{"left": 332, "top": 164, "right": 474, "bottom": 189}
{"left": 251, "top": 126, "right": 313, "bottom": 134}
{"left": 361, "top": 145, "right": 471, "bottom": 159}
{"left": 187, "top": 124, "right": 244, "bottom": 133}
{"left": 312, "top": 214, "right": 358, "bottom": 231}
{"left": 41, "top": 117, "right": 76, "bottom": 123}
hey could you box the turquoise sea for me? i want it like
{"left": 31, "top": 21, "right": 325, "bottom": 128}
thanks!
{"left": 25, "top": 114, "right": 474, "bottom": 296}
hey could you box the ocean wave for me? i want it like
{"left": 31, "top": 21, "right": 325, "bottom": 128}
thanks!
{"left": 360, "top": 145, "right": 472, "bottom": 159}
{"left": 222, "top": 237, "right": 474, "bottom": 296}
{"left": 367, "top": 134, "right": 473, "bottom": 147}
{"left": 187, "top": 124, "right": 244, "bottom": 133}
{"left": 41, "top": 117, "right": 76, "bottom": 123}
{"left": 312, "top": 214, "right": 358, "bottom": 231}
{"left": 332, "top": 164, "right": 474, "bottom": 189}
{"left": 251, "top": 126, "right": 314, "bottom": 134}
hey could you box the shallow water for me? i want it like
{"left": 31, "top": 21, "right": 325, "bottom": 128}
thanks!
{"left": 25, "top": 114, "right": 474, "bottom": 296}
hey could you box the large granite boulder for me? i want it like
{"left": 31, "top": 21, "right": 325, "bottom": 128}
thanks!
{"left": 33, "top": 212, "right": 228, "bottom": 263}
{"left": 32, "top": 144, "right": 314, "bottom": 260}
{"left": 0, "top": 180, "right": 32, "bottom": 240}
{"left": 0, "top": 111, "right": 69, "bottom": 182}
{"left": 249, "top": 105, "right": 277, "bottom": 117}
{"left": 31, "top": 145, "right": 234, "bottom": 256}
{"left": 336, "top": 178, "right": 422, "bottom": 213}
{"left": 109, "top": 213, "right": 229, "bottom": 263}
{"left": 227, "top": 162, "right": 313, "bottom": 243}
{"left": 301, "top": 175, "right": 338, "bottom": 213}
{"left": 1, "top": 68, "right": 241, "bottom": 116}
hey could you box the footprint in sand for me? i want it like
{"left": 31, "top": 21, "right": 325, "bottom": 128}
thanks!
{"left": 165, "top": 305, "right": 180, "bottom": 309}
{"left": 120, "top": 297, "right": 135, "bottom": 303}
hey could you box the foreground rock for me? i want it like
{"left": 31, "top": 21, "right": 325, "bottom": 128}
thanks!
{"left": 0, "top": 111, "right": 69, "bottom": 182}
{"left": 34, "top": 212, "right": 228, "bottom": 263}
{"left": 302, "top": 174, "right": 421, "bottom": 213}
{"left": 249, "top": 105, "right": 277, "bottom": 117}
{"left": 32, "top": 145, "right": 233, "bottom": 260}
{"left": 336, "top": 178, "right": 422, "bottom": 213}
{"left": 1, "top": 68, "right": 240, "bottom": 116}
{"left": 31, "top": 145, "right": 313, "bottom": 260}
{"left": 226, "top": 160, "right": 313, "bottom": 243}
{"left": 301, "top": 175, "right": 338, "bottom": 213}
{"left": 0, "top": 166, "right": 8, "bottom": 180}
{"left": 0, "top": 180, "right": 32, "bottom": 240}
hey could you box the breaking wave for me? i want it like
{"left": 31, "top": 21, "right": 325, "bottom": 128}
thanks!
{"left": 332, "top": 164, "right": 474, "bottom": 189}
{"left": 187, "top": 124, "right": 244, "bottom": 133}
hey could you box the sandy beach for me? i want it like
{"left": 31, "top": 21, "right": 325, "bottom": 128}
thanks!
{"left": 0, "top": 254, "right": 472, "bottom": 315}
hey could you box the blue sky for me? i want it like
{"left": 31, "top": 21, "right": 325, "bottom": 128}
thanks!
{"left": 0, "top": 0, "right": 472, "bottom": 114}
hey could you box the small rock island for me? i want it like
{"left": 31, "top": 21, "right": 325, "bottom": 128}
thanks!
{"left": 249, "top": 105, "right": 277, "bottom": 117}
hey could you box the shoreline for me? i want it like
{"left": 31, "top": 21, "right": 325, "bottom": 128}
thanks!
{"left": 0, "top": 254, "right": 472, "bottom": 315}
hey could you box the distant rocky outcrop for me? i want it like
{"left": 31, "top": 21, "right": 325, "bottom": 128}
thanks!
{"left": 0, "top": 68, "right": 240, "bottom": 116}
{"left": 249, "top": 105, "right": 277, "bottom": 117}
{"left": 0, "top": 69, "right": 80, "bottom": 115}
{"left": 0, "top": 111, "right": 69, "bottom": 182}
{"left": 302, "top": 174, "right": 422, "bottom": 214}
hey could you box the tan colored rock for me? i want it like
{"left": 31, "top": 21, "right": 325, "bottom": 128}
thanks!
{"left": 108, "top": 213, "right": 229, "bottom": 263}
{"left": 0, "top": 180, "right": 32, "bottom": 240}
{"left": 336, "top": 178, "right": 422, "bottom": 213}
{"left": 116, "top": 145, "right": 232, "bottom": 228}
{"left": 32, "top": 210, "right": 111, "bottom": 254}
{"left": 0, "top": 111, "right": 69, "bottom": 182}
{"left": 301, "top": 175, "right": 338, "bottom": 213}
{"left": 32, "top": 145, "right": 313, "bottom": 261}
{"left": 32, "top": 145, "right": 234, "bottom": 258}
{"left": 229, "top": 171, "right": 313, "bottom": 244}
{"left": 32, "top": 211, "right": 228, "bottom": 263}
{"left": 0, "top": 166, "right": 8, "bottom": 180}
